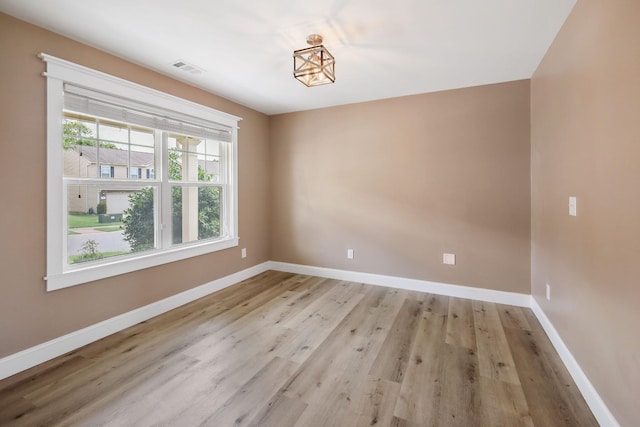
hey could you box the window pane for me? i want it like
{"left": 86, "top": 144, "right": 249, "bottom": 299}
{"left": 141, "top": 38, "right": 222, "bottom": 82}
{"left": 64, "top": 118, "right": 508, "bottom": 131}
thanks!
{"left": 131, "top": 145, "right": 154, "bottom": 180}
{"left": 64, "top": 145, "right": 93, "bottom": 178}
{"left": 171, "top": 185, "right": 221, "bottom": 245}
{"left": 168, "top": 150, "right": 215, "bottom": 183}
{"left": 205, "top": 139, "right": 220, "bottom": 156}
{"left": 131, "top": 128, "right": 154, "bottom": 147}
{"left": 168, "top": 135, "right": 207, "bottom": 183}
{"left": 168, "top": 136, "right": 179, "bottom": 151}
{"left": 168, "top": 149, "right": 182, "bottom": 180}
{"left": 63, "top": 116, "right": 98, "bottom": 178}
{"left": 99, "top": 121, "right": 129, "bottom": 143}
{"left": 67, "top": 185, "right": 156, "bottom": 265}
{"left": 198, "top": 155, "right": 220, "bottom": 182}
{"left": 101, "top": 141, "right": 129, "bottom": 152}
{"left": 63, "top": 117, "right": 97, "bottom": 150}
{"left": 193, "top": 138, "right": 216, "bottom": 155}
{"left": 96, "top": 143, "right": 127, "bottom": 179}
{"left": 64, "top": 114, "right": 158, "bottom": 180}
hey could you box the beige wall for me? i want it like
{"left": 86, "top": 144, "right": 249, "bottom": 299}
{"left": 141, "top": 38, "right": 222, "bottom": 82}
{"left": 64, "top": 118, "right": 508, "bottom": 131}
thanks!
{"left": 531, "top": 1, "right": 640, "bottom": 425}
{"left": 270, "top": 81, "right": 531, "bottom": 293}
{"left": 0, "top": 13, "right": 271, "bottom": 358}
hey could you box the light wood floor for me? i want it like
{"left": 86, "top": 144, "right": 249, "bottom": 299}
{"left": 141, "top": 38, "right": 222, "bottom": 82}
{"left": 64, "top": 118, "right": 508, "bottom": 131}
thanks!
{"left": 0, "top": 271, "right": 598, "bottom": 426}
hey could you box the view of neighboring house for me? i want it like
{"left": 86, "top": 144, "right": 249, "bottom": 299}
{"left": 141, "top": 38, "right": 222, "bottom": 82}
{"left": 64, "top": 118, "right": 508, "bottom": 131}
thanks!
{"left": 65, "top": 145, "right": 220, "bottom": 215}
{"left": 64, "top": 145, "right": 155, "bottom": 214}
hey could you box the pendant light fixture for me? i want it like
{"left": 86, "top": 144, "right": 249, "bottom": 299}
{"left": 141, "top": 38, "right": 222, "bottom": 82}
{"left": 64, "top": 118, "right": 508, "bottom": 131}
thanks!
{"left": 293, "top": 34, "right": 335, "bottom": 87}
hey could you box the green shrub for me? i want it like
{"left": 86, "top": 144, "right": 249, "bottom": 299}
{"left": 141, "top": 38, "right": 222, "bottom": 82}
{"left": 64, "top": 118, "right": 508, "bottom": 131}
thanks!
{"left": 96, "top": 201, "right": 107, "bottom": 215}
{"left": 75, "top": 239, "right": 103, "bottom": 262}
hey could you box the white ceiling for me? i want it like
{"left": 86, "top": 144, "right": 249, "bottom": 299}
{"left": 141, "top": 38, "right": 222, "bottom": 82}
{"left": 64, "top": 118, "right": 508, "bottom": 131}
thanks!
{"left": 1, "top": 0, "right": 576, "bottom": 115}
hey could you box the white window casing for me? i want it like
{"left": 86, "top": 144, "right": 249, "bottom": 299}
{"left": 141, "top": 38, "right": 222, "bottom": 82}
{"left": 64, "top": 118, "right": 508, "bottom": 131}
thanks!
{"left": 41, "top": 54, "right": 241, "bottom": 291}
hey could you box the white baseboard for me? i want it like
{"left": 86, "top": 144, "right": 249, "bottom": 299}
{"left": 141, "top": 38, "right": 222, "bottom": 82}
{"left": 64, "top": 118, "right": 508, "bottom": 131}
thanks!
{"left": 268, "top": 261, "right": 531, "bottom": 307}
{"left": 530, "top": 297, "right": 619, "bottom": 427}
{"left": 0, "top": 262, "right": 270, "bottom": 381}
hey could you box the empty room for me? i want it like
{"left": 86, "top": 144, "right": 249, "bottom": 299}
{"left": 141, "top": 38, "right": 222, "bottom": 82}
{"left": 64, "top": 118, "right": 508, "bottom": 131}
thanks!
{"left": 0, "top": 0, "right": 637, "bottom": 426}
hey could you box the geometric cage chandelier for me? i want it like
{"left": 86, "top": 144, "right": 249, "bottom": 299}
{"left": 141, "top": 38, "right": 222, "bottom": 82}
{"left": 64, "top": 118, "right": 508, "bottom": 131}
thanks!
{"left": 293, "top": 34, "right": 335, "bottom": 87}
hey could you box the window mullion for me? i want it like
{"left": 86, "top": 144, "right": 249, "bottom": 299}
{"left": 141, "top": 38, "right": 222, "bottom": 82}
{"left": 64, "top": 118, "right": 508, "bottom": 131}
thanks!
{"left": 127, "top": 125, "right": 132, "bottom": 178}
{"left": 160, "top": 131, "right": 172, "bottom": 249}
{"left": 96, "top": 118, "right": 101, "bottom": 174}
{"left": 223, "top": 143, "right": 229, "bottom": 238}
{"left": 227, "top": 140, "right": 235, "bottom": 238}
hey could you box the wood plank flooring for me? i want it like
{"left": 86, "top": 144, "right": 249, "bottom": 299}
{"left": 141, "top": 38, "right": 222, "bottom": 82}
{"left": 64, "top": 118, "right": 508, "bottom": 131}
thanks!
{"left": 0, "top": 271, "right": 598, "bottom": 426}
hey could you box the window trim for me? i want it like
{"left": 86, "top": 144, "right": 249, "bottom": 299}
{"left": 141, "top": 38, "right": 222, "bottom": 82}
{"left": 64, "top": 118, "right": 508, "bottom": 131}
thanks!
{"left": 41, "top": 53, "right": 241, "bottom": 291}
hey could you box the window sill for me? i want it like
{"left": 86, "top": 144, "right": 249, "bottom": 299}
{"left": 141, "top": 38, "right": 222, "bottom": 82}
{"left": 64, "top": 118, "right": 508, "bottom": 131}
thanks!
{"left": 46, "top": 237, "right": 238, "bottom": 291}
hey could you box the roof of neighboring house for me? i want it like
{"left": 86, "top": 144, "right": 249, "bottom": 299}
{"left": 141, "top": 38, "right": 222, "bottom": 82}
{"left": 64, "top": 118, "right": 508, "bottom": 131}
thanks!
{"left": 71, "top": 145, "right": 220, "bottom": 174}
{"left": 74, "top": 145, "right": 154, "bottom": 167}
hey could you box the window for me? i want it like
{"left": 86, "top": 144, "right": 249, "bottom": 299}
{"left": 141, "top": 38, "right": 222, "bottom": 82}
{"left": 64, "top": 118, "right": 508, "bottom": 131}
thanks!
{"left": 129, "top": 167, "right": 141, "bottom": 179}
{"left": 100, "top": 165, "right": 114, "bottom": 178}
{"left": 42, "top": 54, "right": 241, "bottom": 291}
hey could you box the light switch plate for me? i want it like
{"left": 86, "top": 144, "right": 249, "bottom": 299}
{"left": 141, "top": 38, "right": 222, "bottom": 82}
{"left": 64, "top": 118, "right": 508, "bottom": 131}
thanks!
{"left": 443, "top": 253, "right": 456, "bottom": 265}
{"left": 569, "top": 196, "right": 577, "bottom": 216}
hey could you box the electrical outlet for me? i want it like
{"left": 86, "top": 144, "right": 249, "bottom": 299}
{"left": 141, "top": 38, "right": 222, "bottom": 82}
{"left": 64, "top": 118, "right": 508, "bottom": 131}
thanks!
{"left": 443, "top": 253, "right": 456, "bottom": 265}
{"left": 546, "top": 283, "right": 551, "bottom": 300}
{"left": 241, "top": 248, "right": 247, "bottom": 258}
{"left": 347, "top": 249, "right": 354, "bottom": 259}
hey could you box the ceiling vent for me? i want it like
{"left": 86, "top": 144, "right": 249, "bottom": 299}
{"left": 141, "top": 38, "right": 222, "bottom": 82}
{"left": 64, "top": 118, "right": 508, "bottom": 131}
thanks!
{"left": 171, "top": 60, "right": 205, "bottom": 75}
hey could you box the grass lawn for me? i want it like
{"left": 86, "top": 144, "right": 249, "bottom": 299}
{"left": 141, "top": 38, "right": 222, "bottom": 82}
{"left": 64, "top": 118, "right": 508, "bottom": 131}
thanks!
{"left": 68, "top": 213, "right": 123, "bottom": 229}
{"left": 68, "top": 250, "right": 130, "bottom": 264}
{"left": 94, "top": 226, "right": 123, "bottom": 232}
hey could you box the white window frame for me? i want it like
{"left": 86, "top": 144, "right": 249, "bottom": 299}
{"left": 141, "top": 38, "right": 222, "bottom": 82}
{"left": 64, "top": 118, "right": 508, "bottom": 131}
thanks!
{"left": 42, "top": 54, "right": 241, "bottom": 291}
